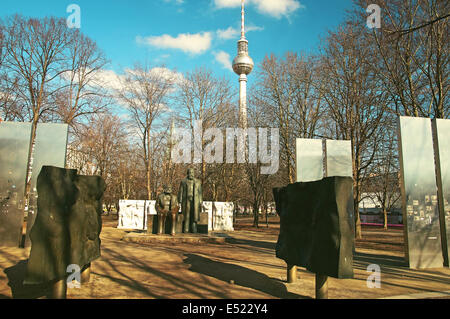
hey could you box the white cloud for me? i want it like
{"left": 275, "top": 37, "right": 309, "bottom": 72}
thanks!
{"left": 213, "top": 51, "right": 233, "bottom": 72}
{"left": 217, "top": 25, "right": 264, "bottom": 40}
{"left": 253, "top": 0, "right": 303, "bottom": 18}
{"left": 246, "top": 25, "right": 265, "bottom": 32}
{"left": 163, "top": 0, "right": 184, "bottom": 4}
{"left": 89, "top": 67, "right": 184, "bottom": 95}
{"left": 214, "top": 0, "right": 304, "bottom": 19}
{"left": 136, "top": 32, "right": 212, "bottom": 55}
{"left": 91, "top": 69, "right": 125, "bottom": 92}
{"left": 147, "top": 67, "right": 185, "bottom": 85}
{"left": 216, "top": 27, "right": 239, "bottom": 40}
{"left": 214, "top": 0, "right": 242, "bottom": 8}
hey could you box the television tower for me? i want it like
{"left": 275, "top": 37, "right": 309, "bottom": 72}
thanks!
{"left": 232, "top": 0, "right": 254, "bottom": 129}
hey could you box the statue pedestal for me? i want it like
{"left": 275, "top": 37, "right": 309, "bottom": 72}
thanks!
{"left": 197, "top": 212, "right": 209, "bottom": 234}
{"left": 122, "top": 232, "right": 230, "bottom": 244}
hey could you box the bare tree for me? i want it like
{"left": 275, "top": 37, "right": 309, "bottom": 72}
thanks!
{"left": 2, "top": 16, "right": 76, "bottom": 222}
{"left": 318, "top": 24, "right": 388, "bottom": 239}
{"left": 53, "top": 31, "right": 110, "bottom": 128}
{"left": 2, "top": 15, "right": 114, "bottom": 232}
{"left": 363, "top": 121, "right": 401, "bottom": 230}
{"left": 116, "top": 63, "right": 176, "bottom": 200}
{"left": 78, "top": 114, "right": 127, "bottom": 178}
{"left": 356, "top": 0, "right": 449, "bottom": 118}
{"left": 66, "top": 114, "right": 142, "bottom": 215}
{"left": 253, "top": 53, "right": 325, "bottom": 184}
{"left": 0, "top": 24, "right": 3, "bottom": 65}
{"left": 175, "top": 67, "right": 234, "bottom": 190}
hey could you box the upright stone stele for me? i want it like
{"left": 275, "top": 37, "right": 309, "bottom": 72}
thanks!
{"left": 23, "top": 166, "right": 105, "bottom": 299}
{"left": 273, "top": 176, "right": 354, "bottom": 298}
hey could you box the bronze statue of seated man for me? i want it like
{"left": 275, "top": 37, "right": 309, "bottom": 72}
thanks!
{"left": 155, "top": 185, "right": 179, "bottom": 236}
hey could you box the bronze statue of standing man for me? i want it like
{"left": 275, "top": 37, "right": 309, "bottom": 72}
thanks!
{"left": 155, "top": 185, "right": 179, "bottom": 236}
{"left": 178, "top": 168, "right": 202, "bottom": 233}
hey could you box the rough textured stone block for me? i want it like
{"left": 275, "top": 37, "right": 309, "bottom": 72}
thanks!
{"left": 69, "top": 175, "right": 105, "bottom": 269}
{"left": 273, "top": 176, "right": 354, "bottom": 279}
{"left": 24, "top": 166, "right": 105, "bottom": 285}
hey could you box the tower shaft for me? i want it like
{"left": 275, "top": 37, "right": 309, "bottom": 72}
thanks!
{"left": 239, "top": 74, "right": 248, "bottom": 129}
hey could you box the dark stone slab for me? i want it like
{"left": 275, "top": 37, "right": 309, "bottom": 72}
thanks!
{"left": 273, "top": 176, "right": 354, "bottom": 279}
{"left": 69, "top": 175, "right": 105, "bottom": 268}
{"left": 24, "top": 166, "right": 105, "bottom": 285}
{"left": 197, "top": 212, "right": 208, "bottom": 234}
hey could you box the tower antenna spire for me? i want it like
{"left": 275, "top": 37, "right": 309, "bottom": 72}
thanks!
{"left": 233, "top": 0, "right": 253, "bottom": 129}
{"left": 241, "top": 0, "right": 245, "bottom": 39}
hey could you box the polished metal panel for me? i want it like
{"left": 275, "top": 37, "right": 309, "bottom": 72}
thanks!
{"left": 325, "top": 140, "right": 352, "bottom": 177}
{"left": 24, "top": 123, "right": 69, "bottom": 246}
{"left": 432, "top": 119, "right": 450, "bottom": 266}
{"left": 0, "top": 122, "right": 32, "bottom": 247}
{"left": 30, "top": 123, "right": 69, "bottom": 186}
{"left": 295, "top": 138, "right": 323, "bottom": 182}
{"left": 398, "top": 116, "right": 443, "bottom": 269}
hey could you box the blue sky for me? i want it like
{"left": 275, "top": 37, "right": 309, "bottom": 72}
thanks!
{"left": 1, "top": 0, "right": 355, "bottom": 85}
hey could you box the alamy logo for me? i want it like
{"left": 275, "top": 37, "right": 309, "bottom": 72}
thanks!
{"left": 171, "top": 121, "right": 279, "bottom": 174}
{"left": 366, "top": 264, "right": 381, "bottom": 288}
{"left": 66, "top": 264, "right": 81, "bottom": 288}
{"left": 66, "top": 4, "right": 81, "bottom": 29}
{"left": 366, "top": 4, "right": 381, "bottom": 29}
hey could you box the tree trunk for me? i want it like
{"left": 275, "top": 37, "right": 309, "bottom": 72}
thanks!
{"left": 253, "top": 202, "right": 259, "bottom": 228}
{"left": 21, "top": 117, "right": 38, "bottom": 246}
{"left": 146, "top": 130, "right": 152, "bottom": 200}
{"left": 146, "top": 162, "right": 151, "bottom": 200}
{"left": 265, "top": 204, "right": 268, "bottom": 228}
{"left": 383, "top": 208, "right": 388, "bottom": 230}
{"left": 355, "top": 209, "right": 362, "bottom": 239}
{"left": 23, "top": 118, "right": 38, "bottom": 203}
{"left": 353, "top": 152, "right": 362, "bottom": 239}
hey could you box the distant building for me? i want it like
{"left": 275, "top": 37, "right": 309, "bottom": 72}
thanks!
{"left": 359, "top": 192, "right": 402, "bottom": 225}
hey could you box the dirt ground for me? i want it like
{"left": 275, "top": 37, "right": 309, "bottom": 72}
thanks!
{"left": 0, "top": 215, "right": 449, "bottom": 299}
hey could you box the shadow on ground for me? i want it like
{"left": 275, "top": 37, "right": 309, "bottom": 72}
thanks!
{"left": 354, "top": 252, "right": 407, "bottom": 268}
{"left": 225, "top": 237, "right": 276, "bottom": 251}
{"left": 3, "top": 260, "right": 49, "bottom": 299}
{"left": 183, "top": 253, "right": 309, "bottom": 299}
{"left": 353, "top": 251, "right": 450, "bottom": 290}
